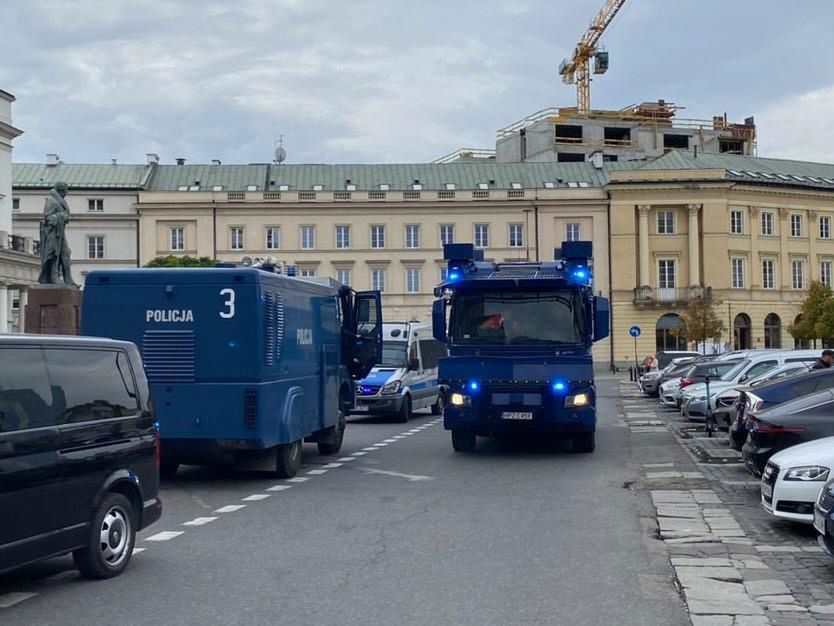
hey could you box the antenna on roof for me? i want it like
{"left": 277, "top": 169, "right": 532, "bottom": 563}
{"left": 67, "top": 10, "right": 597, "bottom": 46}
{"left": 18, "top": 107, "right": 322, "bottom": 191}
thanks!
{"left": 273, "top": 129, "right": 287, "bottom": 165}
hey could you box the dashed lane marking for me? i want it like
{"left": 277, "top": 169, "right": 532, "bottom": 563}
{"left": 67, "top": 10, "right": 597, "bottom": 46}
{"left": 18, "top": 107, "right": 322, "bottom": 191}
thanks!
{"left": 373, "top": 442, "right": 390, "bottom": 447}
{"left": 351, "top": 451, "right": 368, "bottom": 456}
{"left": 133, "top": 547, "right": 146, "bottom": 554}
{"left": 286, "top": 477, "right": 309, "bottom": 483}
{"left": 242, "top": 494, "right": 270, "bottom": 502}
{"left": 359, "top": 468, "right": 434, "bottom": 482}
{"left": 306, "top": 469, "right": 329, "bottom": 475}
{"left": 363, "top": 447, "right": 380, "bottom": 451}
{"left": 337, "top": 457, "right": 357, "bottom": 462}
{"left": 0, "top": 592, "right": 38, "bottom": 609}
{"left": 215, "top": 505, "right": 247, "bottom": 513}
{"left": 267, "top": 485, "right": 292, "bottom": 491}
{"left": 145, "top": 531, "right": 185, "bottom": 542}
{"left": 183, "top": 517, "right": 218, "bottom": 526}
{"left": 321, "top": 463, "right": 342, "bottom": 469}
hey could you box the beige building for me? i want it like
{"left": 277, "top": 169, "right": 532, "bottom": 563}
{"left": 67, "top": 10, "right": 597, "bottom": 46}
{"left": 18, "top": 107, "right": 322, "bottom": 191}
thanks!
{"left": 608, "top": 151, "right": 834, "bottom": 365}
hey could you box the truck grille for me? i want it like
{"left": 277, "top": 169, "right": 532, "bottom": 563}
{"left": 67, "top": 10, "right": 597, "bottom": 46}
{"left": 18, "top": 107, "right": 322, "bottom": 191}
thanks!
{"left": 264, "top": 290, "right": 285, "bottom": 366}
{"left": 243, "top": 388, "right": 257, "bottom": 429}
{"left": 142, "top": 330, "right": 196, "bottom": 383}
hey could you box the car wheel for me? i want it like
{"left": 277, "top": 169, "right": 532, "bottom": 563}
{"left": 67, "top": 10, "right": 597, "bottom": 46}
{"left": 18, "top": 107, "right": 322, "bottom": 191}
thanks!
{"left": 317, "top": 411, "right": 346, "bottom": 455}
{"left": 396, "top": 395, "right": 412, "bottom": 423}
{"left": 573, "top": 432, "right": 595, "bottom": 453}
{"left": 431, "top": 393, "right": 444, "bottom": 416}
{"left": 73, "top": 492, "right": 136, "bottom": 579}
{"left": 276, "top": 439, "right": 302, "bottom": 478}
{"left": 451, "top": 430, "right": 476, "bottom": 452}
{"left": 159, "top": 459, "right": 179, "bottom": 479}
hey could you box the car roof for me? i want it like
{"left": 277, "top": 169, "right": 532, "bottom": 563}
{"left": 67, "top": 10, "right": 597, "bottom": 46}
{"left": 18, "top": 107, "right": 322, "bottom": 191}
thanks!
{"left": 758, "top": 387, "right": 834, "bottom": 417}
{"left": 0, "top": 333, "right": 136, "bottom": 351}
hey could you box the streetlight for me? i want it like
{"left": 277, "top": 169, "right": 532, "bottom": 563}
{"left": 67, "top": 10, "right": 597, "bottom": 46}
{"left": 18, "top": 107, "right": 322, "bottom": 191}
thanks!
{"left": 523, "top": 209, "right": 532, "bottom": 261}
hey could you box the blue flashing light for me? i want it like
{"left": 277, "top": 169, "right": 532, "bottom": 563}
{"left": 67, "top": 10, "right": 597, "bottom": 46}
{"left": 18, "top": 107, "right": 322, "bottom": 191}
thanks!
{"left": 227, "top": 340, "right": 239, "bottom": 349}
{"left": 448, "top": 267, "right": 462, "bottom": 282}
{"left": 468, "top": 380, "right": 480, "bottom": 392}
{"left": 551, "top": 380, "right": 567, "bottom": 393}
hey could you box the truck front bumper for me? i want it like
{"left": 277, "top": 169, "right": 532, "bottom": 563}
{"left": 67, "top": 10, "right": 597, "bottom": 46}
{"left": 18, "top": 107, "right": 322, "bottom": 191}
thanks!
{"left": 444, "top": 405, "right": 596, "bottom": 436}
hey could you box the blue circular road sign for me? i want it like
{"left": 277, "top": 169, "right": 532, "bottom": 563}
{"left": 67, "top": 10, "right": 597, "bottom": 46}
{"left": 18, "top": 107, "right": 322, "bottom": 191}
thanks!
{"left": 629, "top": 325, "right": 641, "bottom": 338}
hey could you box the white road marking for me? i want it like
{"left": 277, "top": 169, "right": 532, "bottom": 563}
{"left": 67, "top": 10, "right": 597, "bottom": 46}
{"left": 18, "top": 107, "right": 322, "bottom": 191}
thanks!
{"left": 183, "top": 517, "right": 218, "bottom": 526}
{"left": 351, "top": 451, "right": 368, "bottom": 456}
{"left": 242, "top": 494, "right": 270, "bottom": 501}
{"left": 374, "top": 442, "right": 390, "bottom": 447}
{"left": 383, "top": 439, "right": 398, "bottom": 443}
{"left": 306, "top": 469, "right": 328, "bottom": 475}
{"left": 408, "top": 429, "right": 421, "bottom": 433}
{"left": 145, "top": 531, "right": 184, "bottom": 542}
{"left": 337, "top": 457, "right": 357, "bottom": 462}
{"left": 392, "top": 436, "right": 405, "bottom": 439}
{"left": 132, "top": 547, "right": 146, "bottom": 554}
{"left": 359, "top": 468, "right": 434, "bottom": 482}
{"left": 0, "top": 592, "right": 38, "bottom": 608}
{"left": 321, "top": 463, "right": 343, "bottom": 469}
{"left": 267, "top": 485, "right": 292, "bottom": 491}
{"left": 363, "top": 447, "right": 380, "bottom": 451}
{"left": 286, "top": 477, "right": 309, "bottom": 483}
{"left": 215, "top": 504, "right": 247, "bottom": 513}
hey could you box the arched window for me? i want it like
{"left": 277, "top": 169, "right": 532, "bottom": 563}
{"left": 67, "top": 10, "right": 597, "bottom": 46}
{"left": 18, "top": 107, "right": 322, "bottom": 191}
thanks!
{"left": 656, "top": 313, "right": 686, "bottom": 351}
{"left": 764, "top": 313, "right": 781, "bottom": 349}
{"left": 794, "top": 314, "right": 811, "bottom": 349}
{"left": 733, "top": 313, "right": 751, "bottom": 350}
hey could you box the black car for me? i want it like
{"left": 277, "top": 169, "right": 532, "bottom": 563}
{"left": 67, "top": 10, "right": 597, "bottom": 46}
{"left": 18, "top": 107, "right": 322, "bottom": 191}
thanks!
{"left": 815, "top": 477, "right": 834, "bottom": 556}
{"left": 0, "top": 335, "right": 161, "bottom": 578}
{"left": 742, "top": 388, "right": 834, "bottom": 476}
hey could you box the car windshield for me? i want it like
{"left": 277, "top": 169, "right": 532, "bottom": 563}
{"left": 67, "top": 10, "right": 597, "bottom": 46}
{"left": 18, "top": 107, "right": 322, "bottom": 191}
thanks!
{"left": 451, "top": 289, "right": 586, "bottom": 345}
{"left": 380, "top": 341, "right": 407, "bottom": 367}
{"left": 721, "top": 359, "right": 751, "bottom": 381}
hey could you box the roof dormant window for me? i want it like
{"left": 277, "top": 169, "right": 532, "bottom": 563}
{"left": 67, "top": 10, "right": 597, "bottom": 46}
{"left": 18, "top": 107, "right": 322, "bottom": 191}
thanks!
{"left": 379, "top": 183, "right": 390, "bottom": 191}
{"left": 478, "top": 183, "right": 489, "bottom": 190}
{"left": 312, "top": 184, "right": 324, "bottom": 191}
{"left": 246, "top": 185, "right": 257, "bottom": 191}
{"left": 212, "top": 185, "right": 223, "bottom": 191}
{"left": 543, "top": 182, "right": 556, "bottom": 189}
{"left": 510, "top": 182, "right": 522, "bottom": 189}
{"left": 445, "top": 183, "right": 456, "bottom": 190}
{"left": 278, "top": 184, "right": 289, "bottom": 191}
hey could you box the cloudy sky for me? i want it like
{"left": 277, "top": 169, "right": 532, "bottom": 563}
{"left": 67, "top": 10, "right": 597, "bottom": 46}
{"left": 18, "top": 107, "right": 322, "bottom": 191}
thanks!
{"left": 3, "top": 0, "right": 833, "bottom": 165}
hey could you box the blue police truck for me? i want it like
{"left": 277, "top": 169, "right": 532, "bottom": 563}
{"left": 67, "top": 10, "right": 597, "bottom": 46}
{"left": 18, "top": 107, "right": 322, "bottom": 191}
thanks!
{"left": 432, "top": 241, "right": 609, "bottom": 453}
{"left": 81, "top": 265, "right": 382, "bottom": 478}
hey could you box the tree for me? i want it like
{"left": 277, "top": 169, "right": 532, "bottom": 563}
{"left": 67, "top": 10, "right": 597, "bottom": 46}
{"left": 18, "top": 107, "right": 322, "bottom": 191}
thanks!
{"left": 676, "top": 297, "right": 725, "bottom": 352}
{"left": 144, "top": 255, "right": 216, "bottom": 268}
{"left": 789, "top": 281, "right": 832, "bottom": 344}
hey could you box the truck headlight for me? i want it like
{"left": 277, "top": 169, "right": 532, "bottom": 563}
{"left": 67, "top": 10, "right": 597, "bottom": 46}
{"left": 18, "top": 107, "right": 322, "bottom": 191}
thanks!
{"left": 565, "top": 392, "right": 590, "bottom": 408}
{"left": 785, "top": 466, "right": 830, "bottom": 482}
{"left": 381, "top": 380, "right": 402, "bottom": 395}
{"left": 450, "top": 393, "right": 471, "bottom": 407}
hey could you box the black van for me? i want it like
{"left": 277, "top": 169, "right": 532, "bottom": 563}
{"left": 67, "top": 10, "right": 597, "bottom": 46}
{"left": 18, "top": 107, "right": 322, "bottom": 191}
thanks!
{"left": 0, "top": 335, "right": 161, "bottom": 579}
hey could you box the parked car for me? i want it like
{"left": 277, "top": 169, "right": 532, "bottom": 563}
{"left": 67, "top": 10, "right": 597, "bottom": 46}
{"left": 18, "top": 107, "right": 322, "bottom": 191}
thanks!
{"left": 655, "top": 350, "right": 702, "bottom": 370}
{"left": 0, "top": 335, "right": 161, "bottom": 579}
{"left": 761, "top": 436, "right": 834, "bottom": 523}
{"left": 676, "top": 360, "right": 744, "bottom": 419}
{"left": 742, "top": 388, "right": 834, "bottom": 476}
{"left": 640, "top": 357, "right": 696, "bottom": 397}
{"left": 814, "top": 476, "right": 834, "bottom": 555}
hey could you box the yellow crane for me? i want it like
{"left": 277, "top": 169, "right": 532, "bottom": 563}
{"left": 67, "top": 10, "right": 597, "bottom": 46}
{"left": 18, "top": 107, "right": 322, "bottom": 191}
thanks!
{"left": 559, "top": 0, "right": 627, "bottom": 114}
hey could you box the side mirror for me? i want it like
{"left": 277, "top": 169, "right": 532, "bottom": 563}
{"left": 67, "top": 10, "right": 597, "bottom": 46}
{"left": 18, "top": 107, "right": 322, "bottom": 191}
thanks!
{"left": 432, "top": 299, "right": 447, "bottom": 343}
{"left": 739, "top": 374, "right": 748, "bottom": 382}
{"left": 409, "top": 358, "right": 420, "bottom": 372}
{"left": 593, "top": 297, "right": 610, "bottom": 343}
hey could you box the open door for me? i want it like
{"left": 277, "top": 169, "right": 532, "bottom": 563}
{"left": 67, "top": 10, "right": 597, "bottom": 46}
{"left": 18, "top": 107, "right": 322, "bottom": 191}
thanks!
{"left": 349, "top": 290, "right": 382, "bottom": 380}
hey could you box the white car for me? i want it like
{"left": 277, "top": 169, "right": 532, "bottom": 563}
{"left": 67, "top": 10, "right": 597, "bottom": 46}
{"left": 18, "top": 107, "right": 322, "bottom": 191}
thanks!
{"left": 659, "top": 378, "right": 682, "bottom": 407}
{"left": 761, "top": 437, "right": 834, "bottom": 524}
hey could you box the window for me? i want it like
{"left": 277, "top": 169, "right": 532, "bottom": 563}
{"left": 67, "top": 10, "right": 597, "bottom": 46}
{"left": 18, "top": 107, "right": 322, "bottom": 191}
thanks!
{"left": 439, "top": 267, "right": 449, "bottom": 282}
{"left": 371, "top": 268, "right": 386, "bottom": 292}
{"left": 370, "top": 225, "right": 385, "bottom": 249}
{"left": 445, "top": 183, "right": 456, "bottom": 190}
{"left": 300, "top": 267, "right": 316, "bottom": 277}
{"left": 657, "top": 211, "right": 674, "bottom": 234}
{"left": 406, "top": 268, "right": 421, "bottom": 293}
{"left": 418, "top": 340, "right": 445, "bottom": 369}
{"left": 508, "top": 224, "right": 524, "bottom": 248}
{"left": 0, "top": 348, "right": 55, "bottom": 431}
{"left": 87, "top": 235, "right": 105, "bottom": 259}
{"left": 762, "top": 259, "right": 775, "bottom": 289}
{"left": 791, "top": 214, "right": 803, "bottom": 237}
{"left": 792, "top": 260, "right": 805, "bottom": 289}
{"left": 477, "top": 183, "right": 489, "bottom": 190}
{"left": 761, "top": 211, "right": 774, "bottom": 236}
{"left": 336, "top": 268, "right": 352, "bottom": 286}
{"left": 88, "top": 199, "right": 104, "bottom": 212}
{"left": 658, "top": 260, "right": 676, "bottom": 289}
{"left": 230, "top": 227, "right": 244, "bottom": 250}
{"left": 474, "top": 224, "right": 489, "bottom": 249}
{"left": 731, "top": 258, "right": 745, "bottom": 288}
{"left": 265, "top": 226, "right": 281, "bottom": 250}
{"left": 405, "top": 225, "right": 421, "bottom": 249}
{"left": 12, "top": 198, "right": 19, "bottom": 211}
{"left": 44, "top": 349, "right": 138, "bottom": 423}
{"left": 411, "top": 183, "right": 423, "bottom": 191}
{"left": 345, "top": 183, "right": 356, "bottom": 191}
{"left": 821, "top": 216, "right": 831, "bottom": 239}
{"left": 170, "top": 227, "right": 184, "bottom": 251}
{"left": 565, "top": 223, "right": 581, "bottom": 241}
{"left": 379, "top": 184, "right": 390, "bottom": 191}
{"left": 440, "top": 224, "right": 455, "bottom": 246}
{"left": 730, "top": 210, "right": 744, "bottom": 234}
{"left": 278, "top": 184, "right": 289, "bottom": 191}
{"left": 301, "top": 225, "right": 316, "bottom": 250}
{"left": 543, "top": 182, "right": 556, "bottom": 189}
{"left": 247, "top": 185, "right": 257, "bottom": 192}
{"left": 312, "top": 184, "right": 324, "bottom": 191}
{"left": 335, "top": 225, "right": 351, "bottom": 249}
{"left": 821, "top": 261, "right": 833, "bottom": 288}
{"left": 510, "top": 182, "right": 522, "bottom": 190}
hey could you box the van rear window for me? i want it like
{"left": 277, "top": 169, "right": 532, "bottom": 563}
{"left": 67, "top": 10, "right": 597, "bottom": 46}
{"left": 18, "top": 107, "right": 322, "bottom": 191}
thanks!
{"left": 0, "top": 348, "right": 55, "bottom": 431}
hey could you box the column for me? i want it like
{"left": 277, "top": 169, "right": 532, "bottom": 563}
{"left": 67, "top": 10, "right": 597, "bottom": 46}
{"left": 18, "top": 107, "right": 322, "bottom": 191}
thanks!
{"left": 18, "top": 287, "right": 28, "bottom": 333}
{"left": 749, "top": 207, "right": 759, "bottom": 287}
{"left": 0, "top": 284, "right": 8, "bottom": 334}
{"left": 638, "top": 204, "right": 650, "bottom": 288}
{"left": 687, "top": 204, "right": 701, "bottom": 287}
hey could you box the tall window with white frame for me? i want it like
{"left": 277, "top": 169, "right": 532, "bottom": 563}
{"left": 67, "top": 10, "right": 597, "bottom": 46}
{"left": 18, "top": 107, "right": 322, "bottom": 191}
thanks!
{"left": 730, "top": 210, "right": 744, "bottom": 235}
{"left": 657, "top": 210, "right": 674, "bottom": 235}
{"left": 761, "top": 211, "right": 774, "bottom": 236}
{"left": 565, "top": 223, "right": 581, "bottom": 241}
{"left": 265, "top": 226, "right": 281, "bottom": 250}
{"left": 370, "top": 225, "right": 385, "bottom": 249}
{"left": 508, "top": 223, "right": 524, "bottom": 248}
{"left": 820, "top": 216, "right": 831, "bottom": 240}
{"left": 791, "top": 260, "right": 805, "bottom": 289}
{"left": 405, "top": 224, "right": 420, "bottom": 249}
{"left": 301, "top": 225, "right": 316, "bottom": 250}
{"left": 88, "top": 199, "right": 104, "bottom": 212}
{"left": 657, "top": 259, "right": 676, "bottom": 300}
{"left": 731, "top": 258, "right": 745, "bottom": 288}
{"left": 336, "top": 268, "right": 352, "bottom": 287}
{"left": 230, "top": 227, "right": 244, "bottom": 251}
{"left": 439, "top": 266, "right": 448, "bottom": 283}
{"left": 300, "top": 267, "right": 316, "bottom": 277}
{"left": 335, "top": 225, "right": 351, "bottom": 249}
{"left": 12, "top": 198, "right": 19, "bottom": 211}
{"left": 87, "top": 235, "right": 104, "bottom": 259}
{"left": 761, "top": 259, "right": 775, "bottom": 289}
{"left": 406, "top": 268, "right": 421, "bottom": 294}
{"left": 791, "top": 214, "right": 803, "bottom": 238}
{"left": 170, "top": 227, "right": 184, "bottom": 251}
{"left": 440, "top": 224, "right": 455, "bottom": 246}
{"left": 371, "top": 268, "right": 386, "bottom": 292}
{"left": 821, "top": 261, "right": 833, "bottom": 288}
{"left": 474, "top": 224, "right": 489, "bottom": 249}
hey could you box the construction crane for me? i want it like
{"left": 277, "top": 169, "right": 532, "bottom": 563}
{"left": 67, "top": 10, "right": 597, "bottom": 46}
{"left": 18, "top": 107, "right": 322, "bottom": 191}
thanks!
{"left": 559, "top": 0, "right": 627, "bottom": 114}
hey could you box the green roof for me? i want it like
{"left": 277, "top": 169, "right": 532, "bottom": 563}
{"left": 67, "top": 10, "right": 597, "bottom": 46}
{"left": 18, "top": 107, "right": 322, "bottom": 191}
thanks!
{"left": 146, "top": 164, "right": 270, "bottom": 192}
{"left": 12, "top": 163, "right": 150, "bottom": 189}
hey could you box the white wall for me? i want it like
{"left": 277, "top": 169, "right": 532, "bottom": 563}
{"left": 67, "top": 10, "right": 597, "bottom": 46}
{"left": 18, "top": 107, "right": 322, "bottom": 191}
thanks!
{"left": 0, "top": 95, "right": 13, "bottom": 234}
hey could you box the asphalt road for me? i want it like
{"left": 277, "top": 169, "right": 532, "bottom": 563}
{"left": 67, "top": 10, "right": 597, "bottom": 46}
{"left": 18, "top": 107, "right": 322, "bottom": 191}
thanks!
{"left": 0, "top": 377, "right": 688, "bottom": 625}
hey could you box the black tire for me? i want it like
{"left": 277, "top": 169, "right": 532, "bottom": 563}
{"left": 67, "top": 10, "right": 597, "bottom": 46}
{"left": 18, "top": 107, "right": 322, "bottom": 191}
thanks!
{"left": 159, "top": 459, "right": 179, "bottom": 479}
{"left": 73, "top": 492, "right": 136, "bottom": 579}
{"left": 573, "top": 432, "right": 595, "bottom": 453}
{"left": 451, "top": 430, "right": 476, "bottom": 452}
{"left": 276, "top": 439, "right": 302, "bottom": 478}
{"left": 430, "top": 393, "right": 444, "bottom": 416}
{"left": 317, "top": 411, "right": 346, "bottom": 455}
{"left": 396, "top": 395, "right": 412, "bottom": 423}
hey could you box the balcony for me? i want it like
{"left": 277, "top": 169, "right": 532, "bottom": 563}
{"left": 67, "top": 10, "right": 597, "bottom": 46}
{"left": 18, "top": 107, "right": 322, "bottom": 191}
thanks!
{"left": 0, "top": 233, "right": 40, "bottom": 256}
{"left": 633, "top": 286, "right": 712, "bottom": 307}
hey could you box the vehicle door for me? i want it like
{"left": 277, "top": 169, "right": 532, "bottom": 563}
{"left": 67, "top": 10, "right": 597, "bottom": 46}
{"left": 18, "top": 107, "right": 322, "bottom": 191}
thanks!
{"left": 739, "top": 360, "right": 778, "bottom": 384}
{"left": 0, "top": 346, "right": 65, "bottom": 571}
{"left": 47, "top": 348, "right": 147, "bottom": 535}
{"left": 415, "top": 339, "right": 441, "bottom": 407}
{"left": 346, "top": 291, "right": 383, "bottom": 380}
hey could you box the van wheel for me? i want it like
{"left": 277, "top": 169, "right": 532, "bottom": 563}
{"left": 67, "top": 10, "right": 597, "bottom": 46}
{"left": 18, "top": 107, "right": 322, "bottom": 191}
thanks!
{"left": 276, "top": 439, "right": 302, "bottom": 478}
{"left": 431, "top": 393, "right": 444, "bottom": 416}
{"left": 396, "top": 396, "right": 412, "bottom": 423}
{"left": 318, "top": 411, "right": 346, "bottom": 455}
{"left": 451, "top": 430, "right": 476, "bottom": 452}
{"left": 160, "top": 459, "right": 179, "bottom": 479}
{"left": 73, "top": 493, "right": 136, "bottom": 579}
{"left": 573, "top": 432, "right": 595, "bottom": 453}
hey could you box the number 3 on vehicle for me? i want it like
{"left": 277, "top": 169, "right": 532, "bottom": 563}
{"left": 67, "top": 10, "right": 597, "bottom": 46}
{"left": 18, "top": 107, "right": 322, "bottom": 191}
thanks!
{"left": 220, "top": 288, "right": 235, "bottom": 319}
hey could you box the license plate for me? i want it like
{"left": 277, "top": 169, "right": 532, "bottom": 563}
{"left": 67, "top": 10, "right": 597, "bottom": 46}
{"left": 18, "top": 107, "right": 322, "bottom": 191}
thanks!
{"left": 502, "top": 411, "right": 533, "bottom": 420}
{"left": 353, "top": 404, "right": 369, "bottom": 412}
{"left": 761, "top": 482, "right": 773, "bottom": 499}
{"left": 815, "top": 509, "right": 826, "bottom": 534}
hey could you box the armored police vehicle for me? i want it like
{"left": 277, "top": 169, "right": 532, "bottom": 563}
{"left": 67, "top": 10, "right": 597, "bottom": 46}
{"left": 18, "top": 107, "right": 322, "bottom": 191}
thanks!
{"left": 81, "top": 265, "right": 382, "bottom": 478}
{"left": 432, "top": 241, "right": 609, "bottom": 453}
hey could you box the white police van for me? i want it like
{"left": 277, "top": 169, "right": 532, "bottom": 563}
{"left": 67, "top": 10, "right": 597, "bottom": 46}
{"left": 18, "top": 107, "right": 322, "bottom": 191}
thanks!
{"left": 352, "top": 322, "right": 446, "bottom": 422}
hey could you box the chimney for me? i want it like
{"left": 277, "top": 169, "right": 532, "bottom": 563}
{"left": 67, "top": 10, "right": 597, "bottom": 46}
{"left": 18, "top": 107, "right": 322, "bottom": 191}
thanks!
{"left": 211, "top": 159, "right": 221, "bottom": 165}
{"left": 46, "top": 153, "right": 60, "bottom": 167}
{"left": 175, "top": 158, "right": 186, "bottom": 165}
{"left": 146, "top": 153, "right": 160, "bottom": 165}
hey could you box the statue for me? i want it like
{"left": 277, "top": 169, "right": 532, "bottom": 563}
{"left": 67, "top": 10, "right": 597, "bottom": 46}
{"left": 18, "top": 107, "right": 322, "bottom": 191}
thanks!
{"left": 37, "top": 182, "right": 77, "bottom": 286}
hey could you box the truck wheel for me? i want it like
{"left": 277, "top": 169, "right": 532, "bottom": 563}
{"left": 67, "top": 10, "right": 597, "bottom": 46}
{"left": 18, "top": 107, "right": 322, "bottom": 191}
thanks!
{"left": 276, "top": 439, "right": 302, "bottom": 478}
{"left": 573, "top": 432, "right": 595, "bottom": 453}
{"left": 430, "top": 393, "right": 444, "bottom": 416}
{"left": 451, "top": 430, "right": 476, "bottom": 452}
{"left": 396, "top": 396, "right": 412, "bottom": 423}
{"left": 159, "top": 459, "right": 179, "bottom": 479}
{"left": 317, "top": 411, "right": 346, "bottom": 455}
{"left": 73, "top": 492, "right": 136, "bottom": 579}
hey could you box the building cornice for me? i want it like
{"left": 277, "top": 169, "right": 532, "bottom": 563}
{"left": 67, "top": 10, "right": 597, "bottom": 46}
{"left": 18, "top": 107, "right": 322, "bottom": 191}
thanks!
{"left": 0, "top": 120, "right": 23, "bottom": 141}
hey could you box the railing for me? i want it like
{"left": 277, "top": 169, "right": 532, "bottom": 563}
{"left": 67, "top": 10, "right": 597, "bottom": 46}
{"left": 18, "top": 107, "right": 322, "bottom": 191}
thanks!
{"left": 633, "top": 286, "right": 712, "bottom": 306}
{"left": 496, "top": 108, "right": 561, "bottom": 139}
{"left": 0, "top": 233, "right": 39, "bottom": 256}
{"left": 432, "top": 148, "right": 496, "bottom": 163}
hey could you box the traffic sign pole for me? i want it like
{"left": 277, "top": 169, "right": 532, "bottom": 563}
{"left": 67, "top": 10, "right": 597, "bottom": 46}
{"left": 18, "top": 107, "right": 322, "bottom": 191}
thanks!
{"left": 628, "top": 326, "right": 641, "bottom": 381}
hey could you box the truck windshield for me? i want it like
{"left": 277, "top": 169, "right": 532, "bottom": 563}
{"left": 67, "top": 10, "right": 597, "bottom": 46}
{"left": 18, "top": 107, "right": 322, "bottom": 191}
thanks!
{"left": 451, "top": 290, "right": 586, "bottom": 345}
{"left": 381, "top": 341, "right": 408, "bottom": 366}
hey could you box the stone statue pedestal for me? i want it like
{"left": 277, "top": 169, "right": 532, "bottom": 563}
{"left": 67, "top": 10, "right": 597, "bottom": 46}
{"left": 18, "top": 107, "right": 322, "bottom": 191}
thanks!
{"left": 24, "top": 285, "right": 82, "bottom": 335}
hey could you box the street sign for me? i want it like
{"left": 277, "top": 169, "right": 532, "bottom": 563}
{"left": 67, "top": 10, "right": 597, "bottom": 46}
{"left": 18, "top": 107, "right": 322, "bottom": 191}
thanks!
{"left": 629, "top": 325, "right": 641, "bottom": 338}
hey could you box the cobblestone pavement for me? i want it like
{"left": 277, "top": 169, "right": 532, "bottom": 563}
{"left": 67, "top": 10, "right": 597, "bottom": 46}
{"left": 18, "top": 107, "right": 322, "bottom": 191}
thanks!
{"left": 618, "top": 378, "right": 834, "bottom": 626}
